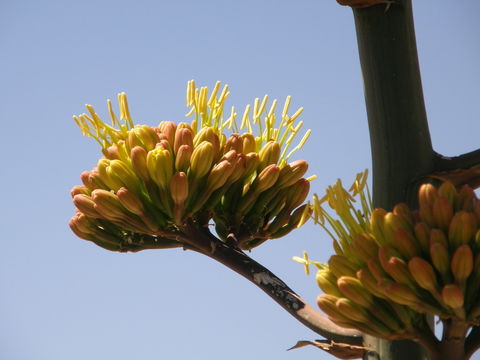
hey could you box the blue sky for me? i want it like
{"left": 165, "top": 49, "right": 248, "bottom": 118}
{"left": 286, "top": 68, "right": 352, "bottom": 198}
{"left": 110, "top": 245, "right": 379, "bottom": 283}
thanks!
{"left": 1, "top": 1, "right": 479, "bottom": 359}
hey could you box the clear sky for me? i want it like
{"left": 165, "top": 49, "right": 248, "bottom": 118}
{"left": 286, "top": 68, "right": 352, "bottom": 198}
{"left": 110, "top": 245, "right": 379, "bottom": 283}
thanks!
{"left": 1, "top": 1, "right": 479, "bottom": 360}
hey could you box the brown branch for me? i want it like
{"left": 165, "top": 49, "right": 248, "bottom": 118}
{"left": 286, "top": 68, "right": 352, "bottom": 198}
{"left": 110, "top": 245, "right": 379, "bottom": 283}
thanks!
{"left": 465, "top": 326, "right": 480, "bottom": 360}
{"left": 429, "top": 150, "right": 480, "bottom": 189}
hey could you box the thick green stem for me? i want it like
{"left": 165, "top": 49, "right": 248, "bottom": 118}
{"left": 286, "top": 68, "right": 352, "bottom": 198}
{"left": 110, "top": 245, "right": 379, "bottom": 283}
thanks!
{"left": 352, "top": 1, "right": 433, "bottom": 359}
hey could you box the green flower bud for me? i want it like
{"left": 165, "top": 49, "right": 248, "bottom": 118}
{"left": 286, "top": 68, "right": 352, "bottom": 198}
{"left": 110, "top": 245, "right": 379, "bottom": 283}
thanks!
{"left": 451, "top": 244, "right": 473, "bottom": 283}
{"left": 383, "top": 212, "right": 411, "bottom": 243}
{"left": 190, "top": 141, "right": 214, "bottom": 179}
{"left": 227, "top": 154, "right": 247, "bottom": 183}
{"left": 392, "top": 203, "right": 414, "bottom": 228}
{"left": 258, "top": 140, "right": 280, "bottom": 170}
{"left": 337, "top": 276, "right": 373, "bottom": 308}
{"left": 147, "top": 147, "right": 173, "bottom": 189}
{"left": 408, "top": 257, "right": 438, "bottom": 291}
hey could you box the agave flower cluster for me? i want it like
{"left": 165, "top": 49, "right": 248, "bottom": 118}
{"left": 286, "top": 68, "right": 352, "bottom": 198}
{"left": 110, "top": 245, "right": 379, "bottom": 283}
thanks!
{"left": 296, "top": 174, "right": 480, "bottom": 340}
{"left": 69, "top": 81, "right": 313, "bottom": 252}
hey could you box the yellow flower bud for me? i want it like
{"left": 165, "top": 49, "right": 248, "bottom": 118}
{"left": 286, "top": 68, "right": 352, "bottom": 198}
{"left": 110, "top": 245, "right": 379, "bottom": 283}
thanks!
{"left": 419, "top": 183, "right": 438, "bottom": 209}
{"left": 147, "top": 147, "right": 173, "bottom": 189}
{"left": 97, "top": 158, "right": 123, "bottom": 190}
{"left": 438, "top": 181, "right": 457, "bottom": 208}
{"left": 276, "top": 160, "right": 309, "bottom": 189}
{"left": 109, "top": 159, "right": 140, "bottom": 191}
{"left": 69, "top": 213, "right": 95, "bottom": 240}
{"left": 190, "top": 141, "right": 214, "bottom": 178}
{"left": 193, "top": 126, "right": 220, "bottom": 157}
{"left": 337, "top": 276, "right": 373, "bottom": 308}
{"left": 258, "top": 140, "right": 280, "bottom": 170}
{"left": 368, "top": 258, "right": 387, "bottom": 281}
{"left": 451, "top": 244, "right": 473, "bottom": 283}
{"left": 243, "top": 152, "right": 259, "bottom": 179}
{"left": 336, "top": 298, "right": 370, "bottom": 323}
{"left": 383, "top": 212, "right": 411, "bottom": 243}
{"left": 370, "top": 208, "right": 387, "bottom": 245}
{"left": 127, "top": 125, "right": 159, "bottom": 152}
{"left": 316, "top": 269, "right": 342, "bottom": 297}
{"left": 242, "top": 133, "right": 256, "bottom": 153}
{"left": 206, "top": 160, "right": 234, "bottom": 192}
{"left": 328, "top": 255, "right": 358, "bottom": 278}
{"left": 316, "top": 294, "right": 351, "bottom": 323}
{"left": 408, "top": 257, "right": 438, "bottom": 291}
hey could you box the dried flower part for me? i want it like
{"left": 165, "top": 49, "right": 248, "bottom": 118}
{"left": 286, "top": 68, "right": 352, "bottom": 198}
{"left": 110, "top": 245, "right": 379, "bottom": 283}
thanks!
{"left": 70, "top": 81, "right": 312, "bottom": 252}
{"left": 297, "top": 177, "right": 480, "bottom": 341}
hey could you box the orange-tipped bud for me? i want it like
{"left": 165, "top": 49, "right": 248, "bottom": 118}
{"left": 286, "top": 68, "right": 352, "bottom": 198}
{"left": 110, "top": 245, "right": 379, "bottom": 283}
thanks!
{"left": 69, "top": 213, "right": 95, "bottom": 240}
{"left": 367, "top": 258, "right": 387, "bottom": 281}
{"left": 414, "top": 222, "right": 431, "bottom": 254}
{"left": 175, "top": 144, "right": 192, "bottom": 172}
{"left": 442, "top": 284, "right": 464, "bottom": 309}
{"left": 193, "top": 126, "right": 220, "bottom": 156}
{"left": 252, "top": 164, "right": 280, "bottom": 193}
{"left": 430, "top": 242, "right": 450, "bottom": 275}
{"left": 351, "top": 233, "right": 379, "bottom": 263}
{"left": 378, "top": 245, "right": 402, "bottom": 271}
{"left": 170, "top": 172, "right": 189, "bottom": 204}
{"left": 408, "top": 257, "right": 438, "bottom": 291}
{"left": 383, "top": 212, "right": 411, "bottom": 243}
{"left": 451, "top": 244, "right": 473, "bottom": 283}
{"left": 276, "top": 160, "right": 309, "bottom": 189}
{"left": 242, "top": 133, "right": 256, "bottom": 153}
{"left": 419, "top": 183, "right": 438, "bottom": 209}
{"left": 438, "top": 181, "right": 457, "bottom": 208}
{"left": 430, "top": 228, "right": 448, "bottom": 247}
{"left": 91, "top": 189, "right": 126, "bottom": 221}
{"left": 393, "top": 203, "right": 414, "bottom": 228}
{"left": 316, "top": 294, "right": 351, "bottom": 323}
{"left": 228, "top": 154, "right": 247, "bottom": 183}
{"left": 336, "top": 298, "right": 370, "bottom": 323}
{"left": 285, "top": 179, "right": 310, "bottom": 209}
{"left": 357, "top": 268, "right": 387, "bottom": 299}
{"left": 258, "top": 140, "right": 280, "bottom": 170}
{"left": 337, "top": 276, "right": 373, "bottom": 308}
{"left": 328, "top": 255, "right": 358, "bottom": 278}
{"left": 384, "top": 257, "right": 413, "bottom": 285}
{"left": 432, "top": 196, "right": 453, "bottom": 231}
{"left": 457, "top": 185, "right": 476, "bottom": 212}
{"left": 73, "top": 194, "right": 101, "bottom": 218}
{"left": 224, "top": 134, "right": 243, "bottom": 154}
{"left": 243, "top": 152, "right": 259, "bottom": 178}
{"left": 380, "top": 280, "right": 420, "bottom": 307}
{"left": 70, "top": 185, "right": 90, "bottom": 197}
{"left": 173, "top": 127, "right": 194, "bottom": 155}
{"left": 316, "top": 269, "right": 342, "bottom": 297}
{"left": 130, "top": 146, "right": 150, "bottom": 181}
{"left": 157, "top": 121, "right": 177, "bottom": 145}
{"left": 393, "top": 229, "right": 420, "bottom": 258}
{"left": 116, "top": 187, "right": 144, "bottom": 216}
{"left": 190, "top": 141, "right": 214, "bottom": 178}
{"left": 448, "top": 211, "right": 477, "bottom": 247}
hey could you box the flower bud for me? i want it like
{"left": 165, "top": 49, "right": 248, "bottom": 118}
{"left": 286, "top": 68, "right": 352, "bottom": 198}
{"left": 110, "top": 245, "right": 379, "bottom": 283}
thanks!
{"left": 175, "top": 144, "right": 192, "bottom": 172}
{"left": 378, "top": 245, "right": 402, "bottom": 271}
{"left": 190, "top": 141, "right": 214, "bottom": 179}
{"left": 91, "top": 189, "right": 126, "bottom": 221}
{"left": 146, "top": 147, "right": 173, "bottom": 189}
{"left": 116, "top": 187, "right": 144, "bottom": 216}
{"left": 432, "top": 196, "right": 453, "bottom": 231}
{"left": 317, "top": 294, "right": 351, "bottom": 323}
{"left": 357, "top": 268, "right": 387, "bottom": 299}
{"left": 370, "top": 208, "right": 387, "bottom": 245}
{"left": 109, "top": 159, "right": 140, "bottom": 191}
{"left": 170, "top": 172, "right": 189, "bottom": 204}
{"left": 127, "top": 125, "right": 159, "bottom": 152}
{"left": 173, "top": 127, "right": 194, "bottom": 155}
{"left": 351, "top": 233, "right": 379, "bottom": 263}
{"left": 71, "top": 185, "right": 90, "bottom": 197}
{"left": 224, "top": 134, "right": 243, "bottom": 153}
{"left": 276, "top": 160, "right": 309, "bottom": 189}
{"left": 380, "top": 280, "right": 420, "bottom": 307}
{"left": 130, "top": 146, "right": 150, "bottom": 181}
{"left": 337, "top": 276, "right": 373, "bottom": 308}
{"left": 316, "top": 269, "right": 342, "bottom": 297}
{"left": 242, "top": 133, "right": 256, "bottom": 153}
{"left": 252, "top": 164, "right": 280, "bottom": 193}
{"left": 258, "top": 140, "right": 280, "bottom": 170}
{"left": 285, "top": 179, "right": 310, "bottom": 210}
{"left": 97, "top": 158, "right": 123, "bottom": 190}
{"left": 448, "top": 211, "right": 477, "bottom": 247}
{"left": 193, "top": 126, "right": 220, "bottom": 157}
{"left": 419, "top": 183, "right": 438, "bottom": 209}
{"left": 451, "top": 244, "right": 473, "bottom": 283}
{"left": 243, "top": 152, "right": 259, "bottom": 178}
{"left": 438, "top": 181, "right": 457, "bottom": 208}
{"left": 430, "top": 242, "right": 450, "bottom": 275}
{"left": 384, "top": 257, "right": 414, "bottom": 285}
{"left": 228, "top": 154, "right": 247, "bottom": 183}
{"left": 206, "top": 160, "right": 234, "bottom": 192}
{"left": 336, "top": 298, "right": 370, "bottom": 323}
{"left": 457, "top": 184, "right": 476, "bottom": 212}
{"left": 383, "top": 212, "right": 411, "bottom": 243}
{"left": 414, "top": 222, "right": 431, "bottom": 254}
{"left": 328, "top": 255, "right": 358, "bottom": 278}
{"left": 442, "top": 284, "right": 464, "bottom": 309}
{"left": 408, "top": 257, "right": 438, "bottom": 291}
{"left": 73, "top": 194, "right": 101, "bottom": 218}
{"left": 392, "top": 229, "right": 419, "bottom": 258}
{"left": 367, "top": 258, "right": 387, "bottom": 281}
{"left": 69, "top": 213, "right": 95, "bottom": 240}
{"left": 157, "top": 121, "right": 177, "bottom": 145}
